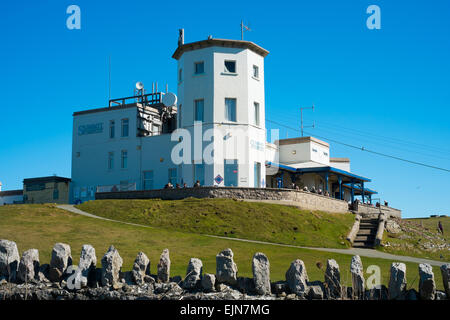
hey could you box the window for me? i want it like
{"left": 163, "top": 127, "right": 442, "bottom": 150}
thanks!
{"left": 168, "top": 168, "right": 177, "bottom": 185}
{"left": 225, "top": 98, "right": 236, "bottom": 122}
{"left": 224, "top": 60, "right": 236, "bottom": 73}
{"left": 324, "top": 152, "right": 328, "bottom": 156}
{"left": 109, "top": 120, "right": 115, "bottom": 138}
{"left": 254, "top": 162, "right": 261, "bottom": 188}
{"left": 194, "top": 61, "right": 204, "bottom": 74}
{"left": 194, "top": 99, "right": 204, "bottom": 122}
{"left": 194, "top": 164, "right": 205, "bottom": 185}
{"left": 143, "top": 171, "right": 153, "bottom": 190}
{"left": 121, "top": 118, "right": 129, "bottom": 137}
{"left": 312, "top": 148, "right": 318, "bottom": 153}
{"left": 254, "top": 102, "right": 260, "bottom": 126}
{"left": 121, "top": 150, "right": 128, "bottom": 169}
{"left": 253, "top": 65, "right": 259, "bottom": 78}
{"left": 178, "top": 68, "right": 182, "bottom": 83}
{"left": 108, "top": 152, "right": 114, "bottom": 170}
{"left": 53, "top": 189, "right": 59, "bottom": 200}
{"left": 178, "top": 104, "right": 182, "bottom": 127}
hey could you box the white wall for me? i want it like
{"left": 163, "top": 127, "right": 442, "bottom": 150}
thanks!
{"left": 330, "top": 160, "right": 350, "bottom": 172}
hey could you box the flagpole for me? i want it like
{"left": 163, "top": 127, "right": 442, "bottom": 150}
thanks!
{"left": 241, "top": 20, "right": 243, "bottom": 40}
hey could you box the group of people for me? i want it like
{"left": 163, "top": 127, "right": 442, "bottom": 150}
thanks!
{"left": 289, "top": 183, "right": 330, "bottom": 197}
{"left": 163, "top": 180, "right": 202, "bottom": 189}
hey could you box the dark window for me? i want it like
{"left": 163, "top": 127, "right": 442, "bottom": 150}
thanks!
{"left": 194, "top": 62, "right": 204, "bottom": 74}
{"left": 224, "top": 60, "right": 236, "bottom": 73}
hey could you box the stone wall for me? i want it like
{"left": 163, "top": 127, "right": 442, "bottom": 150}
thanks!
{"left": 355, "top": 203, "right": 402, "bottom": 219}
{"left": 96, "top": 187, "right": 350, "bottom": 214}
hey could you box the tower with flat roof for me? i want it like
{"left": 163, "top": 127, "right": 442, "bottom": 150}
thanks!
{"left": 172, "top": 37, "right": 269, "bottom": 187}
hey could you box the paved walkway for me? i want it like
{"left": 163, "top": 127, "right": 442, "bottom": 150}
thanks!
{"left": 57, "top": 205, "right": 447, "bottom": 267}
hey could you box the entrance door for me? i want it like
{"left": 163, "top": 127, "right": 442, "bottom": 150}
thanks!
{"left": 224, "top": 160, "right": 238, "bottom": 187}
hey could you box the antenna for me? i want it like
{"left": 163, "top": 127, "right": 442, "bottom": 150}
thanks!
{"left": 300, "top": 105, "right": 315, "bottom": 137}
{"left": 178, "top": 29, "right": 184, "bottom": 47}
{"left": 240, "top": 20, "right": 251, "bottom": 40}
{"left": 108, "top": 56, "right": 111, "bottom": 101}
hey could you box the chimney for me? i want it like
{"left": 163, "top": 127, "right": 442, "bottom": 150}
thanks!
{"left": 178, "top": 29, "right": 184, "bottom": 47}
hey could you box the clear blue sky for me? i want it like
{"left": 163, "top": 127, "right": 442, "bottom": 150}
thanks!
{"left": 1, "top": 1, "right": 449, "bottom": 218}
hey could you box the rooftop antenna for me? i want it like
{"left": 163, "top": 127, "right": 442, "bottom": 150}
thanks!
{"left": 108, "top": 55, "right": 111, "bottom": 102}
{"left": 178, "top": 29, "right": 184, "bottom": 47}
{"left": 300, "top": 104, "right": 315, "bottom": 137}
{"left": 240, "top": 20, "right": 251, "bottom": 40}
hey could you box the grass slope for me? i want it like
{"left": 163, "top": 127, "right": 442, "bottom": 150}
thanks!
{"left": 77, "top": 199, "right": 354, "bottom": 249}
{"left": 0, "top": 204, "right": 445, "bottom": 290}
{"left": 380, "top": 217, "right": 449, "bottom": 261}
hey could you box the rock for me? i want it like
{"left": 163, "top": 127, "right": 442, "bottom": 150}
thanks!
{"left": 78, "top": 245, "right": 97, "bottom": 288}
{"left": 0, "top": 239, "right": 20, "bottom": 282}
{"left": 388, "top": 262, "right": 407, "bottom": 300}
{"left": 131, "top": 252, "right": 150, "bottom": 285}
{"left": 183, "top": 258, "right": 203, "bottom": 290}
{"left": 405, "top": 288, "right": 418, "bottom": 300}
{"left": 157, "top": 249, "right": 170, "bottom": 283}
{"left": 271, "top": 281, "right": 288, "bottom": 295}
{"left": 325, "top": 259, "right": 342, "bottom": 299}
{"left": 236, "top": 277, "right": 255, "bottom": 294}
{"left": 252, "top": 252, "right": 271, "bottom": 295}
{"left": 18, "top": 249, "right": 40, "bottom": 283}
{"left": 37, "top": 264, "right": 50, "bottom": 282}
{"left": 365, "top": 285, "right": 388, "bottom": 300}
{"left": 49, "top": 243, "right": 72, "bottom": 282}
{"left": 350, "top": 255, "right": 364, "bottom": 299}
{"left": 307, "top": 281, "right": 324, "bottom": 300}
{"left": 101, "top": 245, "right": 123, "bottom": 287}
{"left": 435, "top": 290, "right": 447, "bottom": 300}
{"left": 144, "top": 275, "right": 156, "bottom": 284}
{"left": 385, "top": 220, "right": 401, "bottom": 234}
{"left": 440, "top": 264, "right": 450, "bottom": 297}
{"left": 170, "top": 275, "right": 182, "bottom": 283}
{"left": 418, "top": 263, "right": 435, "bottom": 300}
{"left": 285, "top": 259, "right": 308, "bottom": 297}
{"left": 216, "top": 248, "right": 238, "bottom": 286}
{"left": 201, "top": 273, "right": 216, "bottom": 292}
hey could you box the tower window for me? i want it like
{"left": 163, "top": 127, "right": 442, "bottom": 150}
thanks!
{"left": 194, "top": 61, "right": 204, "bottom": 74}
{"left": 253, "top": 65, "right": 259, "bottom": 78}
{"left": 224, "top": 60, "right": 236, "bottom": 73}
{"left": 178, "top": 68, "right": 183, "bottom": 83}
{"left": 225, "top": 98, "right": 237, "bottom": 122}
{"left": 194, "top": 99, "right": 204, "bottom": 122}
{"left": 254, "top": 102, "right": 260, "bottom": 126}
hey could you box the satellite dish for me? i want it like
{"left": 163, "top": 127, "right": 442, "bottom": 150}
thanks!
{"left": 162, "top": 92, "right": 177, "bottom": 107}
{"left": 136, "top": 81, "right": 144, "bottom": 90}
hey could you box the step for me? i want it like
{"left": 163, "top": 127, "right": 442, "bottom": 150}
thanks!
{"left": 357, "top": 229, "right": 377, "bottom": 235}
{"left": 355, "top": 235, "right": 376, "bottom": 242}
{"left": 361, "top": 219, "right": 379, "bottom": 223}
{"left": 359, "top": 225, "right": 378, "bottom": 230}
{"left": 352, "top": 241, "right": 375, "bottom": 248}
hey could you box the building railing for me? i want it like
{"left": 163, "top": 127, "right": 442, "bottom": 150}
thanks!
{"left": 109, "top": 92, "right": 162, "bottom": 107}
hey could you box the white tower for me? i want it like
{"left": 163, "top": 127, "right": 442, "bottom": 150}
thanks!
{"left": 172, "top": 37, "right": 269, "bottom": 187}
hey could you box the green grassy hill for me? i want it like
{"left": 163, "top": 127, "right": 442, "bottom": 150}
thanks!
{"left": 0, "top": 204, "right": 444, "bottom": 290}
{"left": 76, "top": 198, "right": 355, "bottom": 249}
{"left": 380, "top": 216, "right": 449, "bottom": 261}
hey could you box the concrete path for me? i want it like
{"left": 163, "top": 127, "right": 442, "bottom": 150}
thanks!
{"left": 57, "top": 205, "right": 448, "bottom": 267}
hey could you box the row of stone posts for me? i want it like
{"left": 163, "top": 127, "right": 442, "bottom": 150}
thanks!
{"left": 0, "top": 239, "right": 449, "bottom": 299}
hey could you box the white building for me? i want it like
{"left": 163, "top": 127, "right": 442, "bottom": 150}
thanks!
{"left": 71, "top": 35, "right": 376, "bottom": 204}
{"left": 0, "top": 182, "right": 23, "bottom": 205}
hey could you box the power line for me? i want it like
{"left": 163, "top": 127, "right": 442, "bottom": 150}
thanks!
{"left": 266, "top": 113, "right": 450, "bottom": 161}
{"left": 266, "top": 119, "right": 450, "bottom": 173}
